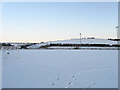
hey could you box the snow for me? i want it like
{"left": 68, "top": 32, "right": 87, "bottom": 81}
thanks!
{"left": 48, "top": 46, "right": 118, "bottom": 50}
{"left": 2, "top": 50, "right": 118, "bottom": 88}
{"left": 48, "top": 39, "right": 117, "bottom": 44}
{"left": 27, "top": 39, "right": 117, "bottom": 49}
{"left": 28, "top": 43, "right": 48, "bottom": 49}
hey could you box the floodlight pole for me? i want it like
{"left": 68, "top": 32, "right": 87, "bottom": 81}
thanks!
{"left": 116, "top": 26, "right": 119, "bottom": 50}
{"left": 116, "top": 26, "right": 119, "bottom": 39}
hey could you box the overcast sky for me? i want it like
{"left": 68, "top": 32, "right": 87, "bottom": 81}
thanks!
{"left": 2, "top": 2, "right": 118, "bottom": 43}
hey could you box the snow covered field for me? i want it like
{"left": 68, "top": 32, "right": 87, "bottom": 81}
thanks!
{"left": 48, "top": 39, "right": 117, "bottom": 44}
{"left": 2, "top": 50, "right": 118, "bottom": 88}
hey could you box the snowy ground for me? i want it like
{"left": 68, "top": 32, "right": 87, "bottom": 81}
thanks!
{"left": 48, "top": 39, "right": 117, "bottom": 44}
{"left": 2, "top": 50, "right": 118, "bottom": 88}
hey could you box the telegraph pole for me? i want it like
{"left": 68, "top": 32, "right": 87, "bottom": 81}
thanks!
{"left": 79, "top": 33, "right": 82, "bottom": 49}
{"left": 79, "top": 33, "right": 81, "bottom": 45}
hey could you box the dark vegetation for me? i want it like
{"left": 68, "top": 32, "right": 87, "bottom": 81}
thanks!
{"left": 47, "top": 43, "right": 120, "bottom": 47}
{"left": 0, "top": 43, "right": 13, "bottom": 46}
{"left": 20, "top": 43, "right": 120, "bottom": 49}
{"left": 108, "top": 39, "right": 120, "bottom": 41}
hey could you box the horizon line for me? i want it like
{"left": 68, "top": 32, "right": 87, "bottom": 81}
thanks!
{"left": 0, "top": 37, "right": 118, "bottom": 43}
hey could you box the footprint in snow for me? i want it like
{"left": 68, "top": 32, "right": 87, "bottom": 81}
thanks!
{"left": 65, "top": 85, "right": 71, "bottom": 88}
{"left": 88, "top": 85, "right": 92, "bottom": 88}
{"left": 87, "top": 82, "right": 96, "bottom": 88}
{"left": 72, "top": 75, "right": 76, "bottom": 80}
{"left": 65, "top": 82, "right": 72, "bottom": 88}
{"left": 72, "top": 75, "right": 75, "bottom": 78}
{"left": 56, "top": 77, "right": 59, "bottom": 80}
{"left": 56, "top": 74, "right": 60, "bottom": 80}
{"left": 92, "top": 82, "right": 96, "bottom": 86}
{"left": 51, "top": 83, "right": 55, "bottom": 86}
{"left": 66, "top": 81, "right": 72, "bottom": 86}
{"left": 93, "top": 82, "right": 96, "bottom": 85}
